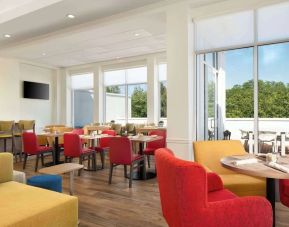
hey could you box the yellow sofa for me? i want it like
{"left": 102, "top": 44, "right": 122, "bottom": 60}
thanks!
{"left": 193, "top": 140, "right": 266, "bottom": 197}
{"left": 0, "top": 153, "right": 78, "bottom": 227}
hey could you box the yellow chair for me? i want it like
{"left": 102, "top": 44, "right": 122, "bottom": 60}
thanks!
{"left": 193, "top": 140, "right": 266, "bottom": 197}
{"left": 0, "top": 120, "right": 15, "bottom": 153}
{"left": 0, "top": 153, "right": 78, "bottom": 227}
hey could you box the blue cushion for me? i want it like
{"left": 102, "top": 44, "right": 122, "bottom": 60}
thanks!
{"left": 27, "top": 175, "right": 62, "bottom": 192}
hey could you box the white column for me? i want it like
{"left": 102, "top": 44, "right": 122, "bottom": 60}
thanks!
{"left": 93, "top": 65, "right": 104, "bottom": 123}
{"left": 147, "top": 56, "right": 159, "bottom": 125}
{"left": 166, "top": 2, "right": 195, "bottom": 160}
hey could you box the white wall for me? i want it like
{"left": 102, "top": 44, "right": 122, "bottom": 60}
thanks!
{"left": 0, "top": 58, "right": 57, "bottom": 132}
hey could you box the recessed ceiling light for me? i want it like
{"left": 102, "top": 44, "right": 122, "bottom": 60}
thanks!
{"left": 42, "top": 53, "right": 46, "bottom": 56}
{"left": 134, "top": 33, "right": 140, "bottom": 37}
{"left": 4, "top": 34, "right": 11, "bottom": 38}
{"left": 67, "top": 14, "right": 75, "bottom": 19}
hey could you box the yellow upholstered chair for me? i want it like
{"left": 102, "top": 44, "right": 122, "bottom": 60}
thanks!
{"left": 0, "top": 120, "right": 15, "bottom": 153}
{"left": 193, "top": 140, "right": 266, "bottom": 196}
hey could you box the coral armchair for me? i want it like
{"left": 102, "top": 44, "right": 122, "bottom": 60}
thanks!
{"left": 155, "top": 148, "right": 272, "bottom": 227}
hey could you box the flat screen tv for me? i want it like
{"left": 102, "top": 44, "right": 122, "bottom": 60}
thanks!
{"left": 23, "top": 81, "right": 49, "bottom": 100}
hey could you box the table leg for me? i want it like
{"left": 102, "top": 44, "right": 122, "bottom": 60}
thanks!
{"left": 267, "top": 178, "right": 275, "bottom": 227}
{"left": 69, "top": 171, "right": 74, "bottom": 195}
{"left": 54, "top": 137, "right": 59, "bottom": 165}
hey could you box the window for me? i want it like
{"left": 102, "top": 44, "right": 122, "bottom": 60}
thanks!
{"left": 71, "top": 73, "right": 94, "bottom": 127}
{"left": 159, "top": 63, "right": 167, "bottom": 119}
{"left": 104, "top": 66, "right": 147, "bottom": 124}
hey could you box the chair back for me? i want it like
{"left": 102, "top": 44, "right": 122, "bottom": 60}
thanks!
{"left": 22, "top": 132, "right": 38, "bottom": 154}
{"left": 147, "top": 130, "right": 166, "bottom": 150}
{"left": 125, "top": 123, "right": 136, "bottom": 134}
{"left": 111, "top": 124, "right": 122, "bottom": 135}
{"left": 155, "top": 148, "right": 207, "bottom": 227}
{"left": 64, "top": 133, "right": 82, "bottom": 157}
{"left": 0, "top": 121, "right": 14, "bottom": 133}
{"left": 109, "top": 137, "right": 133, "bottom": 165}
{"left": 279, "top": 179, "right": 289, "bottom": 207}
{"left": 99, "top": 130, "right": 116, "bottom": 148}
{"left": 18, "top": 120, "right": 35, "bottom": 132}
{"left": 72, "top": 128, "right": 84, "bottom": 135}
{"left": 193, "top": 140, "right": 246, "bottom": 174}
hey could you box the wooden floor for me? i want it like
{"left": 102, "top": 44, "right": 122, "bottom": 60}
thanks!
{"left": 13, "top": 154, "right": 289, "bottom": 227}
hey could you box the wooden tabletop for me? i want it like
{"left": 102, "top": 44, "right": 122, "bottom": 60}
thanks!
{"left": 80, "top": 134, "right": 112, "bottom": 140}
{"left": 136, "top": 127, "right": 166, "bottom": 133}
{"left": 38, "top": 132, "right": 64, "bottom": 137}
{"left": 129, "top": 135, "right": 163, "bottom": 143}
{"left": 38, "top": 163, "right": 84, "bottom": 175}
{"left": 221, "top": 154, "right": 289, "bottom": 179}
{"left": 86, "top": 125, "right": 111, "bottom": 131}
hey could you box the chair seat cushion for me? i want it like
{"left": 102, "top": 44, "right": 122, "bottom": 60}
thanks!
{"left": 208, "top": 188, "right": 237, "bottom": 202}
{"left": 81, "top": 148, "right": 94, "bottom": 154}
{"left": 38, "top": 146, "right": 53, "bottom": 153}
{"left": 90, "top": 146, "right": 106, "bottom": 153}
{"left": 143, "top": 147, "right": 155, "bottom": 155}
{"left": 27, "top": 175, "right": 62, "bottom": 193}
{"left": 0, "top": 181, "right": 78, "bottom": 227}
{"left": 0, "top": 134, "right": 12, "bottom": 138}
{"left": 220, "top": 174, "right": 266, "bottom": 196}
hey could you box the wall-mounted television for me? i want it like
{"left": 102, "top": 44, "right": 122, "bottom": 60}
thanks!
{"left": 23, "top": 81, "right": 49, "bottom": 100}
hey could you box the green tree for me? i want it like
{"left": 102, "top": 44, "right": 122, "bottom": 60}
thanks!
{"left": 160, "top": 82, "right": 167, "bottom": 118}
{"left": 131, "top": 86, "right": 147, "bottom": 117}
{"left": 106, "top": 86, "right": 121, "bottom": 94}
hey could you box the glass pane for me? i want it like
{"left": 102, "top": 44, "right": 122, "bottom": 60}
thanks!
{"left": 160, "top": 81, "right": 167, "bottom": 118}
{"left": 258, "top": 42, "right": 289, "bottom": 153}
{"left": 207, "top": 65, "right": 216, "bottom": 140}
{"left": 159, "top": 63, "right": 167, "bottom": 81}
{"left": 128, "top": 84, "right": 147, "bottom": 122}
{"left": 258, "top": 2, "right": 289, "bottom": 42}
{"left": 104, "top": 70, "right": 125, "bottom": 86}
{"left": 126, "top": 67, "right": 147, "bottom": 84}
{"left": 222, "top": 48, "right": 254, "bottom": 151}
{"left": 73, "top": 90, "right": 93, "bottom": 127}
{"left": 196, "top": 11, "right": 254, "bottom": 51}
{"left": 71, "top": 73, "right": 93, "bottom": 89}
{"left": 105, "top": 85, "right": 126, "bottom": 124}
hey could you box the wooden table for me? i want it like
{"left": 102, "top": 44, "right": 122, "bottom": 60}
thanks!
{"left": 39, "top": 163, "right": 84, "bottom": 195}
{"left": 136, "top": 127, "right": 166, "bottom": 134}
{"left": 86, "top": 125, "right": 111, "bottom": 134}
{"left": 129, "top": 135, "right": 163, "bottom": 180}
{"left": 39, "top": 132, "right": 64, "bottom": 165}
{"left": 221, "top": 154, "right": 289, "bottom": 227}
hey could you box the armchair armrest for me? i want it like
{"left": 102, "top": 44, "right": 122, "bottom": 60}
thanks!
{"left": 207, "top": 196, "right": 272, "bottom": 227}
{"left": 207, "top": 172, "right": 223, "bottom": 192}
{"left": 0, "top": 153, "right": 13, "bottom": 183}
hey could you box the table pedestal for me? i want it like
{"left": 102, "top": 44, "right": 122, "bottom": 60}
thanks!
{"left": 266, "top": 178, "right": 275, "bottom": 227}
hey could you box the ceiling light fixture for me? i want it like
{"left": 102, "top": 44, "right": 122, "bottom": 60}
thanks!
{"left": 134, "top": 33, "right": 140, "bottom": 37}
{"left": 67, "top": 14, "right": 75, "bottom": 19}
{"left": 4, "top": 34, "right": 11, "bottom": 38}
{"left": 42, "top": 53, "right": 46, "bottom": 56}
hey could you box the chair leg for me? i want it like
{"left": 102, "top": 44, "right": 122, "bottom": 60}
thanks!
{"left": 4, "top": 139, "right": 6, "bottom": 152}
{"left": 88, "top": 154, "right": 91, "bottom": 170}
{"left": 35, "top": 154, "right": 39, "bottom": 172}
{"left": 100, "top": 152, "right": 105, "bottom": 169}
{"left": 143, "top": 158, "right": 147, "bottom": 180}
{"left": 23, "top": 153, "right": 28, "bottom": 169}
{"left": 41, "top": 153, "right": 45, "bottom": 166}
{"left": 92, "top": 152, "right": 96, "bottom": 171}
{"left": 124, "top": 165, "right": 127, "bottom": 178}
{"left": 109, "top": 163, "right": 113, "bottom": 184}
{"left": 147, "top": 155, "right": 150, "bottom": 168}
{"left": 129, "top": 164, "right": 133, "bottom": 188}
{"left": 65, "top": 156, "right": 68, "bottom": 163}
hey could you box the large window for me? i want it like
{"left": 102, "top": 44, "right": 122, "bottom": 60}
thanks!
{"left": 158, "top": 63, "right": 167, "bottom": 119}
{"left": 71, "top": 73, "right": 94, "bottom": 127}
{"left": 104, "top": 66, "right": 147, "bottom": 124}
{"left": 196, "top": 1, "right": 289, "bottom": 153}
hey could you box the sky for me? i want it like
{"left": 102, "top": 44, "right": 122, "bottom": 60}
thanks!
{"left": 224, "top": 42, "right": 289, "bottom": 89}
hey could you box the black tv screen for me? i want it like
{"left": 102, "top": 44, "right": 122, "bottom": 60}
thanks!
{"left": 23, "top": 81, "right": 49, "bottom": 100}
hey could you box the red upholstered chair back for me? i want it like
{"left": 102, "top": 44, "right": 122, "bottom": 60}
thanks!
{"left": 99, "top": 130, "right": 116, "bottom": 148}
{"left": 279, "top": 179, "right": 289, "bottom": 207}
{"left": 155, "top": 148, "right": 207, "bottom": 227}
{"left": 22, "top": 132, "right": 38, "bottom": 154}
{"left": 64, "top": 133, "right": 82, "bottom": 157}
{"left": 71, "top": 128, "right": 84, "bottom": 135}
{"left": 109, "top": 137, "right": 133, "bottom": 165}
{"left": 147, "top": 130, "right": 166, "bottom": 150}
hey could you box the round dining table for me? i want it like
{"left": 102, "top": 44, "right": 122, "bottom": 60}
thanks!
{"left": 221, "top": 154, "right": 289, "bottom": 227}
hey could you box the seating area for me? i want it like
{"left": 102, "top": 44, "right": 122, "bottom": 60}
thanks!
{"left": 1, "top": 1, "right": 289, "bottom": 227}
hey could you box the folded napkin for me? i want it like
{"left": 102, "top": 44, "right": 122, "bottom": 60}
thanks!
{"left": 267, "top": 162, "right": 289, "bottom": 173}
{"left": 233, "top": 158, "right": 258, "bottom": 165}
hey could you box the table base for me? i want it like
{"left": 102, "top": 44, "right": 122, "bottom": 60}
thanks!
{"left": 267, "top": 178, "right": 275, "bottom": 227}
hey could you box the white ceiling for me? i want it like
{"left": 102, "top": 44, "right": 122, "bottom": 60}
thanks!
{"left": 0, "top": 0, "right": 168, "bottom": 67}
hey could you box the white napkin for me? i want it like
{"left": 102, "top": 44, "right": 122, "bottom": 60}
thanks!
{"left": 267, "top": 162, "right": 289, "bottom": 173}
{"left": 233, "top": 158, "right": 258, "bottom": 165}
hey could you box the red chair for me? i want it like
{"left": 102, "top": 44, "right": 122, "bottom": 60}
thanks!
{"left": 64, "top": 133, "right": 96, "bottom": 175}
{"left": 108, "top": 137, "right": 145, "bottom": 188}
{"left": 143, "top": 130, "right": 166, "bottom": 168}
{"left": 155, "top": 148, "right": 273, "bottom": 227}
{"left": 91, "top": 130, "right": 116, "bottom": 169}
{"left": 279, "top": 179, "right": 289, "bottom": 207}
{"left": 22, "top": 132, "right": 53, "bottom": 172}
